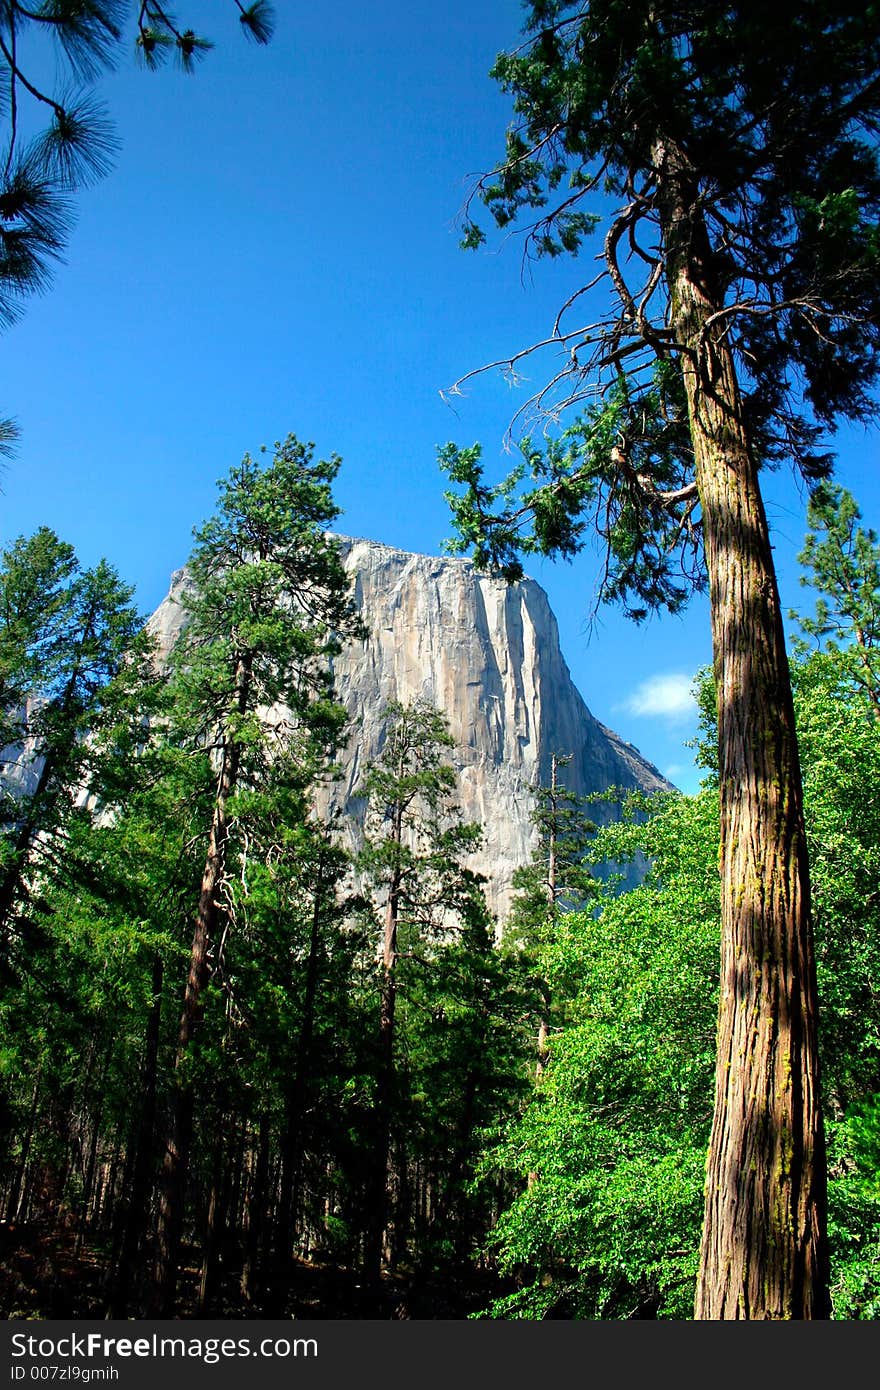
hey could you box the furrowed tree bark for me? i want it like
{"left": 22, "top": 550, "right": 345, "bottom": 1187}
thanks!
{"left": 655, "top": 140, "right": 830, "bottom": 1318}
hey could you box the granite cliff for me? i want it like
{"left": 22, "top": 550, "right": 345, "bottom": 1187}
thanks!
{"left": 151, "top": 536, "right": 669, "bottom": 921}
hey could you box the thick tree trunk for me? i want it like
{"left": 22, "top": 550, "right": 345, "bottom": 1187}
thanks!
{"left": 656, "top": 140, "right": 830, "bottom": 1318}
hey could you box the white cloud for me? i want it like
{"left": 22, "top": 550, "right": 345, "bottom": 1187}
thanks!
{"left": 622, "top": 672, "right": 696, "bottom": 721}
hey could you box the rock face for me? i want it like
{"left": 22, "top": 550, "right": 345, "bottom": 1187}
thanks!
{"left": 152, "top": 536, "right": 669, "bottom": 922}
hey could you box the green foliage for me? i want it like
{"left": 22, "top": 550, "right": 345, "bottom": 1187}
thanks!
{"left": 0, "top": 534, "right": 155, "bottom": 943}
{"left": 398, "top": 904, "right": 535, "bottom": 1267}
{"left": 447, "top": 1, "right": 880, "bottom": 606}
{"left": 482, "top": 789, "right": 719, "bottom": 1318}
{"left": 828, "top": 1093, "right": 880, "bottom": 1320}
{"left": 0, "top": 463, "right": 534, "bottom": 1313}
{"left": 160, "top": 431, "right": 359, "bottom": 1109}
{"left": 0, "top": 533, "right": 186, "bottom": 1238}
{"left": 442, "top": 365, "right": 702, "bottom": 622}
{"left": 480, "top": 494, "right": 880, "bottom": 1317}
{"left": 506, "top": 755, "right": 597, "bottom": 941}
{"left": 357, "top": 700, "right": 485, "bottom": 933}
{"left": 171, "top": 435, "right": 358, "bottom": 770}
{"left": 684, "top": 665, "right": 719, "bottom": 782}
{"left": 193, "top": 795, "right": 368, "bottom": 1201}
{"left": 504, "top": 754, "right": 598, "bottom": 1083}
{"left": 791, "top": 652, "right": 880, "bottom": 1320}
{"left": 0, "top": 528, "right": 78, "bottom": 750}
{"left": 794, "top": 482, "right": 880, "bottom": 713}
{"left": 356, "top": 701, "right": 532, "bottom": 1271}
{"left": 481, "top": 0, "right": 880, "bottom": 427}
{"left": 480, "top": 642, "right": 880, "bottom": 1318}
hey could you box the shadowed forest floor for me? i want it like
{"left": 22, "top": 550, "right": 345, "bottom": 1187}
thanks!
{"left": 0, "top": 1217, "right": 510, "bottom": 1320}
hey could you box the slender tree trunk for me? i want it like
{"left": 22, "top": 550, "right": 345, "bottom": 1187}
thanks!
{"left": 108, "top": 952, "right": 163, "bottom": 1318}
{"left": 432, "top": 1066, "right": 479, "bottom": 1253}
{"left": 73, "top": 1039, "right": 113, "bottom": 1254}
{"left": 536, "top": 753, "right": 559, "bottom": 1079}
{"left": 364, "top": 864, "right": 400, "bottom": 1288}
{"left": 75, "top": 1099, "right": 104, "bottom": 1255}
{"left": 277, "top": 863, "right": 328, "bottom": 1268}
{"left": 276, "top": 1090, "right": 300, "bottom": 1274}
{"left": 390, "top": 1136, "right": 409, "bottom": 1269}
{"left": 226, "top": 1118, "right": 246, "bottom": 1264}
{"left": 6, "top": 1064, "right": 41, "bottom": 1222}
{"left": 152, "top": 655, "right": 249, "bottom": 1315}
{"left": 656, "top": 140, "right": 830, "bottom": 1318}
{"left": 49, "top": 1085, "right": 74, "bottom": 1216}
{"left": 241, "top": 1114, "right": 270, "bottom": 1308}
{"left": 196, "top": 1128, "right": 225, "bottom": 1316}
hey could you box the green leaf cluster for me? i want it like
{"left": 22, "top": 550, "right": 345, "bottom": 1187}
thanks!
{"left": 442, "top": 365, "right": 701, "bottom": 621}
{"left": 480, "top": 643, "right": 880, "bottom": 1317}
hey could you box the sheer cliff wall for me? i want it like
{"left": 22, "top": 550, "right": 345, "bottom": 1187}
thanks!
{"left": 150, "top": 537, "right": 670, "bottom": 922}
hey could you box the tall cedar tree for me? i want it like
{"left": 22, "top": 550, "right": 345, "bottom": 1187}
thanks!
{"left": 0, "top": 2, "right": 273, "bottom": 447}
{"left": 442, "top": 0, "right": 880, "bottom": 1318}
{"left": 151, "top": 435, "right": 358, "bottom": 1314}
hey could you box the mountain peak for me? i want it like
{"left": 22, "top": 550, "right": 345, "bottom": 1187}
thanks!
{"left": 151, "top": 535, "right": 669, "bottom": 921}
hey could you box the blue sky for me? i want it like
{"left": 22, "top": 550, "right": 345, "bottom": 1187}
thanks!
{"left": 2, "top": 1, "right": 878, "bottom": 795}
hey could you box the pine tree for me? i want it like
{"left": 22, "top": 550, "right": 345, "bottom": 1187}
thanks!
{"left": 402, "top": 890, "right": 534, "bottom": 1284}
{"left": 355, "top": 700, "right": 485, "bottom": 1288}
{"left": 506, "top": 753, "right": 596, "bottom": 1075}
{"left": 0, "top": 528, "right": 77, "bottom": 752}
{"left": 151, "top": 433, "right": 359, "bottom": 1313}
{"left": 0, "top": 540, "right": 153, "bottom": 946}
{"left": 215, "top": 781, "right": 357, "bottom": 1303}
{"left": 0, "top": 545, "right": 176, "bottom": 1296}
{"left": 795, "top": 483, "right": 880, "bottom": 718}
